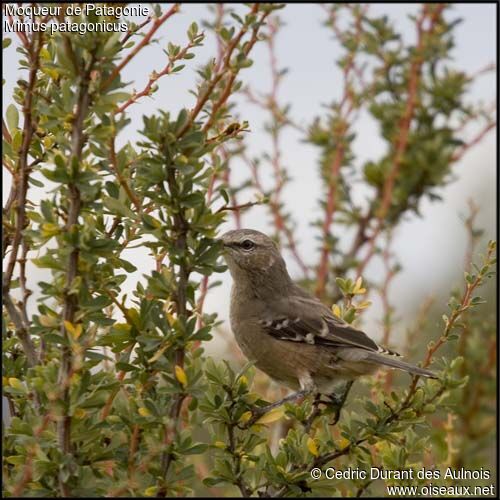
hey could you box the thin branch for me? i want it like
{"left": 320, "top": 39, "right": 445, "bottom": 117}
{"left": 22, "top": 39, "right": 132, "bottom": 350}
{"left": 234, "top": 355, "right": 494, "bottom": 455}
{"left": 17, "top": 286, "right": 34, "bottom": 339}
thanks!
{"left": 316, "top": 6, "right": 366, "bottom": 297}
{"left": 158, "top": 148, "right": 192, "bottom": 496}
{"left": 56, "top": 47, "right": 96, "bottom": 497}
{"left": 244, "top": 16, "right": 310, "bottom": 279}
{"left": 121, "top": 15, "right": 153, "bottom": 45}
{"left": 7, "top": 13, "right": 29, "bottom": 50}
{"left": 355, "top": 4, "right": 445, "bottom": 279}
{"left": 18, "top": 240, "right": 32, "bottom": 327}
{"left": 451, "top": 120, "right": 496, "bottom": 163}
{"left": 3, "top": 159, "right": 14, "bottom": 175}
{"left": 2, "top": 30, "right": 43, "bottom": 369}
{"left": 379, "top": 232, "right": 397, "bottom": 346}
{"left": 108, "top": 133, "right": 141, "bottom": 210}
{"left": 3, "top": 117, "right": 12, "bottom": 143}
{"left": 101, "top": 4, "right": 180, "bottom": 91}
{"left": 244, "top": 154, "right": 310, "bottom": 278}
{"left": 203, "top": 7, "right": 271, "bottom": 133}
{"left": 402, "top": 242, "right": 495, "bottom": 410}
{"left": 176, "top": 4, "right": 261, "bottom": 138}
{"left": 115, "top": 36, "right": 201, "bottom": 114}
{"left": 462, "top": 198, "right": 481, "bottom": 272}
{"left": 228, "top": 422, "right": 252, "bottom": 497}
{"left": 2, "top": 31, "right": 42, "bottom": 295}
{"left": 11, "top": 414, "right": 52, "bottom": 496}
{"left": 3, "top": 295, "right": 37, "bottom": 367}
{"left": 215, "top": 199, "right": 261, "bottom": 214}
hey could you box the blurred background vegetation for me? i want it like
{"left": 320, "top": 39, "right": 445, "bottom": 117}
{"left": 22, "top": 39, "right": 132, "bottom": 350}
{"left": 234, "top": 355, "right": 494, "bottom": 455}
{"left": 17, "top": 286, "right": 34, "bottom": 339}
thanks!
{"left": 2, "top": 3, "right": 496, "bottom": 497}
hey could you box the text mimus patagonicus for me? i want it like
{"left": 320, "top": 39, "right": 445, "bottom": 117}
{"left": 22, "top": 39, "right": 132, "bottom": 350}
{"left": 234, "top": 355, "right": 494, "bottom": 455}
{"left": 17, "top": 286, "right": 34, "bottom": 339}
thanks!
{"left": 221, "top": 229, "right": 436, "bottom": 402}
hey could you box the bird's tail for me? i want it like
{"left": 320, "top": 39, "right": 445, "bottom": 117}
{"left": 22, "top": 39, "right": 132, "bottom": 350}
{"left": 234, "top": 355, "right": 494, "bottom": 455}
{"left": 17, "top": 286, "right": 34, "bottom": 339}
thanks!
{"left": 365, "top": 352, "right": 437, "bottom": 379}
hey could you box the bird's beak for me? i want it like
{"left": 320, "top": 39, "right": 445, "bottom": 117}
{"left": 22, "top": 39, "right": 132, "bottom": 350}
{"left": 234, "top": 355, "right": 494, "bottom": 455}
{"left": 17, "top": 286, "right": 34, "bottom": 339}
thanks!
{"left": 215, "top": 236, "right": 229, "bottom": 251}
{"left": 217, "top": 233, "right": 231, "bottom": 246}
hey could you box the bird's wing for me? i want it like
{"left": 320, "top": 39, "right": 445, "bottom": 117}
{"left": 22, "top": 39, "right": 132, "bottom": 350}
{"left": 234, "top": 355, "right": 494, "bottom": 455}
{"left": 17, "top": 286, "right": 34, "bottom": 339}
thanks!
{"left": 260, "top": 295, "right": 398, "bottom": 355}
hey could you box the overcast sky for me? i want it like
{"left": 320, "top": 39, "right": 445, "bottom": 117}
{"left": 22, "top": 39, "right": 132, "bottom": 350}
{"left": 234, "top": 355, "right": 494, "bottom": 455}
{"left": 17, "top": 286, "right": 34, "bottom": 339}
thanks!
{"left": 2, "top": 3, "right": 496, "bottom": 357}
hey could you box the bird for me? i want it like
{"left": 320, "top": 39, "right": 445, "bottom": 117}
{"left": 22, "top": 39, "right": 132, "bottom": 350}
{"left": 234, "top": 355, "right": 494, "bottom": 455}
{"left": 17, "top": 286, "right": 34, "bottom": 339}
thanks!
{"left": 219, "top": 228, "right": 436, "bottom": 404}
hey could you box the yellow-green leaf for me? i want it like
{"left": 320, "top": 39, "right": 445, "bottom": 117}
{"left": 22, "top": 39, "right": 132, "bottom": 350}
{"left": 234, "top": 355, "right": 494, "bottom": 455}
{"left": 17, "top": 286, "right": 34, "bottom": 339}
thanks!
{"left": 354, "top": 276, "right": 363, "bottom": 292}
{"left": 148, "top": 342, "right": 170, "bottom": 363}
{"left": 8, "top": 378, "right": 24, "bottom": 391}
{"left": 239, "top": 411, "right": 252, "bottom": 423}
{"left": 41, "top": 222, "right": 61, "bottom": 238}
{"left": 74, "top": 408, "right": 87, "bottom": 419}
{"left": 175, "top": 365, "right": 187, "bottom": 388}
{"left": 64, "top": 320, "right": 82, "bottom": 340}
{"left": 256, "top": 407, "right": 285, "bottom": 425}
{"left": 138, "top": 407, "right": 151, "bottom": 417}
{"left": 166, "top": 312, "right": 176, "bottom": 327}
{"left": 39, "top": 315, "right": 58, "bottom": 327}
{"left": 332, "top": 304, "right": 342, "bottom": 318}
{"left": 356, "top": 300, "right": 372, "bottom": 310}
{"left": 307, "top": 437, "right": 319, "bottom": 456}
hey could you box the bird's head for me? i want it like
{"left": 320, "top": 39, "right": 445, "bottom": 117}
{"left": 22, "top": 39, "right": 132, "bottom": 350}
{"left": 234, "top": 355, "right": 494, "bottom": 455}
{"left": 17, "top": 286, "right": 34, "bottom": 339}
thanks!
{"left": 220, "top": 229, "right": 289, "bottom": 285}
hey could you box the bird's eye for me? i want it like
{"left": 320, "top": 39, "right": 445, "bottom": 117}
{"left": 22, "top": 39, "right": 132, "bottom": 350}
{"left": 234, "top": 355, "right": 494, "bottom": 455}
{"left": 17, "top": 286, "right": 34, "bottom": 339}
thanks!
{"left": 240, "top": 239, "right": 255, "bottom": 250}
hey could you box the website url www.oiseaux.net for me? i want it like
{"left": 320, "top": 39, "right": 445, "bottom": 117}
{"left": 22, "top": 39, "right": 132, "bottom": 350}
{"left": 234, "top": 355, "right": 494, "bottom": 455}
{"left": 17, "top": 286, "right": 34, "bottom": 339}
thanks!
{"left": 387, "top": 484, "right": 496, "bottom": 496}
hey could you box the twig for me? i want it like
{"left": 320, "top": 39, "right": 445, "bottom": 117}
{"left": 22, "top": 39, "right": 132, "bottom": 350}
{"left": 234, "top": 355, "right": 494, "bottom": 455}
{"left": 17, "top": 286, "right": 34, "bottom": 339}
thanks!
{"left": 3, "top": 159, "right": 15, "bottom": 175}
{"left": 227, "top": 420, "right": 252, "bottom": 497}
{"left": 244, "top": 16, "right": 310, "bottom": 279}
{"left": 11, "top": 414, "right": 52, "bottom": 496}
{"left": 56, "top": 47, "right": 95, "bottom": 497}
{"left": 157, "top": 148, "right": 192, "bottom": 496}
{"left": 450, "top": 121, "right": 496, "bottom": 163}
{"left": 462, "top": 198, "right": 481, "bottom": 271}
{"left": 115, "top": 36, "right": 201, "bottom": 114}
{"left": 3, "top": 117, "right": 12, "bottom": 143}
{"left": 215, "top": 200, "right": 261, "bottom": 214}
{"left": 2, "top": 31, "right": 42, "bottom": 294}
{"left": 101, "top": 4, "right": 180, "bottom": 91}
{"left": 380, "top": 231, "right": 397, "bottom": 346}
{"left": 7, "top": 13, "right": 29, "bottom": 50}
{"left": 356, "top": 480, "right": 374, "bottom": 497}
{"left": 316, "top": 6, "right": 366, "bottom": 297}
{"left": 108, "top": 133, "right": 141, "bottom": 210}
{"left": 402, "top": 242, "right": 495, "bottom": 409}
{"left": 3, "top": 295, "right": 37, "bottom": 367}
{"left": 355, "top": 5, "right": 445, "bottom": 279}
{"left": 128, "top": 424, "right": 141, "bottom": 476}
{"left": 18, "top": 240, "right": 32, "bottom": 327}
{"left": 244, "top": 154, "right": 310, "bottom": 278}
{"left": 121, "top": 15, "right": 153, "bottom": 45}
{"left": 2, "top": 30, "right": 43, "bottom": 367}
{"left": 203, "top": 6, "right": 269, "bottom": 133}
{"left": 176, "top": 4, "right": 262, "bottom": 138}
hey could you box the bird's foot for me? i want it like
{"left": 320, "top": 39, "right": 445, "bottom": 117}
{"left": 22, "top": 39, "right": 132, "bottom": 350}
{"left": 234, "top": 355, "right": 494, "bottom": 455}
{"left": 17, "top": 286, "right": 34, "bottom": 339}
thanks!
{"left": 326, "top": 381, "right": 354, "bottom": 426}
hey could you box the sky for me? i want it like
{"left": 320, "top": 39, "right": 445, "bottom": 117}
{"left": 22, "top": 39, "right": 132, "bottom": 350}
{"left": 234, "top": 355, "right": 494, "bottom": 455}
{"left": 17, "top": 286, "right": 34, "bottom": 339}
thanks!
{"left": 2, "top": 3, "right": 497, "bottom": 360}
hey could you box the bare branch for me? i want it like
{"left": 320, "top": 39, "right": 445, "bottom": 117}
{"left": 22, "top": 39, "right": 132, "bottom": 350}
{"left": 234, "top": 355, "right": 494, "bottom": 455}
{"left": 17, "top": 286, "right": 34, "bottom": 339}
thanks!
{"left": 355, "top": 4, "right": 446, "bottom": 279}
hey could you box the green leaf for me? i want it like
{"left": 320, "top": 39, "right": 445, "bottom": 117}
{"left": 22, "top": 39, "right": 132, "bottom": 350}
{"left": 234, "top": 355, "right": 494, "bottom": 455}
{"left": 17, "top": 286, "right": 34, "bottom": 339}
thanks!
{"left": 187, "top": 22, "right": 198, "bottom": 41}
{"left": 100, "top": 92, "right": 131, "bottom": 105}
{"left": 6, "top": 104, "right": 19, "bottom": 132}
{"left": 102, "top": 197, "right": 137, "bottom": 219}
{"left": 175, "top": 108, "right": 188, "bottom": 133}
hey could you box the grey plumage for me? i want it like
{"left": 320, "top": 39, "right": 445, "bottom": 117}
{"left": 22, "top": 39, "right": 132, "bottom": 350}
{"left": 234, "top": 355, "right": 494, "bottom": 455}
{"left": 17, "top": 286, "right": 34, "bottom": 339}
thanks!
{"left": 221, "top": 229, "right": 436, "bottom": 394}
